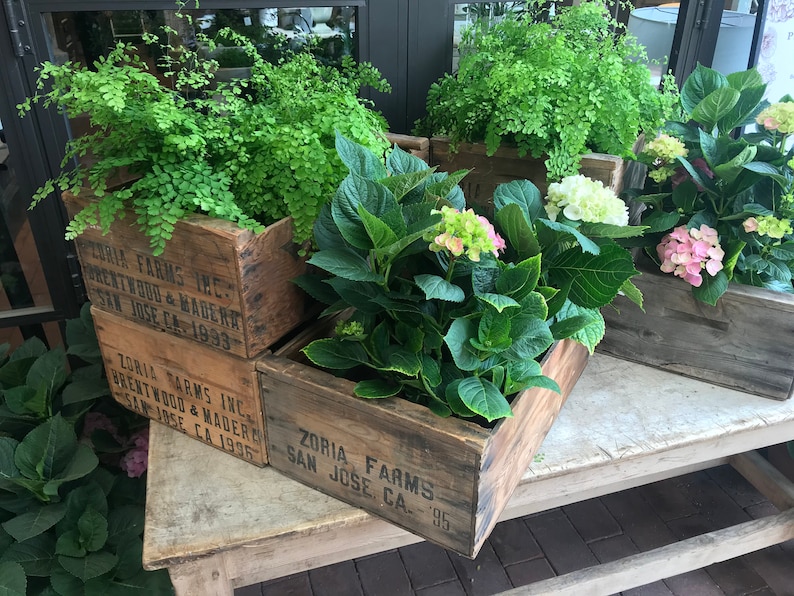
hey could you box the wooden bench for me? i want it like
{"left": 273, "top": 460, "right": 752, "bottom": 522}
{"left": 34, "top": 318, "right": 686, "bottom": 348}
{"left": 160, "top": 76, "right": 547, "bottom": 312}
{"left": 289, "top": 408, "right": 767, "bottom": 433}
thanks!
{"left": 142, "top": 353, "right": 794, "bottom": 595}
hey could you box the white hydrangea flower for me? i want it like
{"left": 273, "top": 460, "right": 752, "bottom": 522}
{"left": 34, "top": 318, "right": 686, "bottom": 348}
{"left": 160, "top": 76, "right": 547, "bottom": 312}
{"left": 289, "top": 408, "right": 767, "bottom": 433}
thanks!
{"left": 544, "top": 175, "right": 629, "bottom": 226}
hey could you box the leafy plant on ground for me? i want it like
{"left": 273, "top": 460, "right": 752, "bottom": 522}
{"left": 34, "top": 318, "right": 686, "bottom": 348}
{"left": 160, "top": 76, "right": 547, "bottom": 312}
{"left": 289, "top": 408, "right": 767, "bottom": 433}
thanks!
{"left": 296, "top": 134, "right": 643, "bottom": 423}
{"left": 416, "top": 0, "right": 679, "bottom": 182}
{"left": 20, "top": 3, "right": 390, "bottom": 255}
{"left": 0, "top": 304, "right": 172, "bottom": 595}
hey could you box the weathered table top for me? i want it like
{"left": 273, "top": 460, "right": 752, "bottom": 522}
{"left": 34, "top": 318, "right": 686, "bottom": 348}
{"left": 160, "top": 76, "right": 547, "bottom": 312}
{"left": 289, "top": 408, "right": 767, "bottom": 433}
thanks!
{"left": 142, "top": 353, "right": 794, "bottom": 587}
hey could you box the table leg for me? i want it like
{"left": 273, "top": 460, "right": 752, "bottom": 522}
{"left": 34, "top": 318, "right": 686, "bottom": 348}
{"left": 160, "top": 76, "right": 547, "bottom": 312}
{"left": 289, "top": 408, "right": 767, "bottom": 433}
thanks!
{"left": 168, "top": 555, "right": 234, "bottom": 596}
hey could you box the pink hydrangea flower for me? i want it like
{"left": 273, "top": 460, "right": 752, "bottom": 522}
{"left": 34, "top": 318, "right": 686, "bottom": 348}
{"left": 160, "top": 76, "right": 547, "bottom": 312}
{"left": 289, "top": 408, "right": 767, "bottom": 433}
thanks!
{"left": 120, "top": 427, "right": 150, "bottom": 478}
{"left": 742, "top": 217, "right": 759, "bottom": 233}
{"left": 657, "top": 224, "right": 724, "bottom": 287}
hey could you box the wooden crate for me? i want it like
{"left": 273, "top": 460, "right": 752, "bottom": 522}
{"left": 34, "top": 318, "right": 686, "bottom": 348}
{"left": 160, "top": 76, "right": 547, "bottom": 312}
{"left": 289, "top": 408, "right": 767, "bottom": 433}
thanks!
{"left": 64, "top": 192, "right": 313, "bottom": 359}
{"left": 258, "top": 327, "right": 589, "bottom": 557}
{"left": 92, "top": 307, "right": 268, "bottom": 466}
{"left": 429, "top": 137, "right": 624, "bottom": 215}
{"left": 599, "top": 262, "right": 794, "bottom": 400}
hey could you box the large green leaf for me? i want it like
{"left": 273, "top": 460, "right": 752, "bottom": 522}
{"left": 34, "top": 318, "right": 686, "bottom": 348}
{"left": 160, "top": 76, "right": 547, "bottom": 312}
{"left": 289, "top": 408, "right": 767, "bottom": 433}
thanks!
{"left": 504, "top": 320, "right": 553, "bottom": 362}
{"left": 379, "top": 170, "right": 434, "bottom": 201}
{"left": 332, "top": 175, "right": 398, "bottom": 249}
{"left": 105, "top": 506, "right": 144, "bottom": 548}
{"left": 641, "top": 210, "right": 681, "bottom": 233}
{"left": 43, "top": 446, "right": 98, "bottom": 498}
{"left": 536, "top": 219, "right": 599, "bottom": 255}
{"left": 0, "top": 357, "right": 38, "bottom": 388}
{"left": 325, "top": 279, "right": 387, "bottom": 314}
{"left": 495, "top": 266, "right": 531, "bottom": 297}
{"left": 354, "top": 379, "right": 401, "bottom": 399}
{"left": 691, "top": 270, "right": 729, "bottom": 305}
{"left": 61, "top": 378, "right": 111, "bottom": 406}
{"left": 78, "top": 507, "right": 108, "bottom": 553}
{"left": 713, "top": 145, "right": 757, "bottom": 185}
{"left": 717, "top": 84, "right": 766, "bottom": 132}
{"left": 517, "top": 291, "right": 549, "bottom": 321}
{"left": 14, "top": 415, "right": 77, "bottom": 481}
{"left": 726, "top": 68, "right": 764, "bottom": 91}
{"left": 307, "top": 249, "right": 383, "bottom": 282}
{"left": 742, "top": 161, "right": 791, "bottom": 188}
{"left": 26, "top": 348, "right": 68, "bottom": 406}
{"left": 690, "top": 87, "right": 740, "bottom": 132}
{"left": 495, "top": 204, "right": 540, "bottom": 258}
{"left": 414, "top": 274, "right": 465, "bottom": 302}
{"left": 358, "top": 204, "right": 400, "bottom": 250}
{"left": 2, "top": 503, "right": 66, "bottom": 542}
{"left": 0, "top": 438, "right": 21, "bottom": 485}
{"left": 681, "top": 64, "right": 728, "bottom": 115}
{"left": 56, "top": 530, "right": 87, "bottom": 558}
{"left": 493, "top": 179, "right": 545, "bottom": 224}
{"left": 386, "top": 144, "right": 430, "bottom": 175}
{"left": 476, "top": 293, "right": 520, "bottom": 313}
{"left": 0, "top": 532, "right": 55, "bottom": 577}
{"left": 301, "top": 338, "right": 369, "bottom": 370}
{"left": 0, "top": 561, "right": 26, "bottom": 595}
{"left": 454, "top": 377, "right": 512, "bottom": 422}
{"left": 444, "top": 319, "right": 480, "bottom": 371}
{"left": 548, "top": 242, "right": 637, "bottom": 308}
{"left": 335, "top": 131, "right": 388, "bottom": 179}
{"left": 2, "top": 387, "right": 39, "bottom": 417}
{"left": 57, "top": 551, "right": 118, "bottom": 582}
{"left": 504, "top": 359, "right": 543, "bottom": 394}
{"left": 557, "top": 301, "right": 604, "bottom": 354}
{"left": 476, "top": 310, "right": 512, "bottom": 351}
{"left": 377, "top": 347, "right": 422, "bottom": 376}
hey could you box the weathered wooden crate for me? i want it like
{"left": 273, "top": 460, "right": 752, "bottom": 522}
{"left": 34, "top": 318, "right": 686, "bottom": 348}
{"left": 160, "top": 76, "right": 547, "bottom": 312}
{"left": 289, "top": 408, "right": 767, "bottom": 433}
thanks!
{"left": 258, "top": 324, "right": 589, "bottom": 557}
{"left": 599, "top": 262, "right": 794, "bottom": 400}
{"left": 92, "top": 307, "right": 268, "bottom": 466}
{"left": 429, "top": 137, "right": 624, "bottom": 214}
{"left": 64, "top": 191, "right": 313, "bottom": 359}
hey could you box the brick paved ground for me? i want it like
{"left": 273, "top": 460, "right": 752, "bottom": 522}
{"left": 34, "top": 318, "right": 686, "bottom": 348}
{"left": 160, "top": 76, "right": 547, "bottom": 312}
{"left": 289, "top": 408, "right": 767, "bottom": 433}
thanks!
{"left": 234, "top": 459, "right": 794, "bottom": 596}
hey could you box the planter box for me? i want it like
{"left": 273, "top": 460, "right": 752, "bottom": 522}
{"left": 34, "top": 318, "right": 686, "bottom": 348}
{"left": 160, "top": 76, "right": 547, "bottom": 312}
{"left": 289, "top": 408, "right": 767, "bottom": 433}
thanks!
{"left": 385, "top": 133, "right": 430, "bottom": 163}
{"left": 92, "top": 307, "right": 268, "bottom": 465}
{"left": 429, "top": 137, "right": 624, "bottom": 215}
{"left": 258, "top": 324, "right": 589, "bottom": 557}
{"left": 599, "top": 262, "right": 794, "bottom": 400}
{"left": 64, "top": 191, "right": 313, "bottom": 359}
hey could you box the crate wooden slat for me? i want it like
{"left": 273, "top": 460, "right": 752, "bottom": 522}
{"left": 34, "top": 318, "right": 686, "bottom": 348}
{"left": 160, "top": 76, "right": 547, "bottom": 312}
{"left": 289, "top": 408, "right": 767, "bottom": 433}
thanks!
{"left": 257, "top": 335, "right": 589, "bottom": 557}
{"left": 429, "top": 137, "right": 624, "bottom": 214}
{"left": 65, "top": 192, "right": 312, "bottom": 359}
{"left": 599, "top": 263, "right": 794, "bottom": 400}
{"left": 92, "top": 307, "right": 268, "bottom": 466}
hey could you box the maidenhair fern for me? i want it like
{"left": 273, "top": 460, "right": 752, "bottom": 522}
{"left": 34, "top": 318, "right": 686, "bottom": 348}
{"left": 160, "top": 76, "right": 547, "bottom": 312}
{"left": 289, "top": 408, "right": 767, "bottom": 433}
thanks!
{"left": 21, "top": 16, "right": 390, "bottom": 255}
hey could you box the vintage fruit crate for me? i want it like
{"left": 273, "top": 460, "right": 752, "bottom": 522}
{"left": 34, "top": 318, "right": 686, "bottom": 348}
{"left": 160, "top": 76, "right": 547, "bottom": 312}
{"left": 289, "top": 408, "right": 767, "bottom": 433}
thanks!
{"left": 258, "top": 323, "right": 589, "bottom": 557}
{"left": 92, "top": 307, "right": 268, "bottom": 466}
{"left": 599, "top": 262, "right": 794, "bottom": 400}
{"left": 429, "top": 137, "right": 624, "bottom": 214}
{"left": 64, "top": 191, "right": 313, "bottom": 359}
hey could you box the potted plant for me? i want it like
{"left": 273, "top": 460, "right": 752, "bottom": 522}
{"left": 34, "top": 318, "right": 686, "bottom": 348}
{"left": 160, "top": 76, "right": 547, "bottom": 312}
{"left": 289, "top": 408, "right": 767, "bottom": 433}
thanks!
{"left": 0, "top": 304, "right": 173, "bottom": 595}
{"left": 257, "top": 133, "right": 644, "bottom": 557}
{"left": 599, "top": 64, "right": 794, "bottom": 400}
{"left": 415, "top": 0, "right": 679, "bottom": 204}
{"left": 19, "top": 9, "right": 391, "bottom": 357}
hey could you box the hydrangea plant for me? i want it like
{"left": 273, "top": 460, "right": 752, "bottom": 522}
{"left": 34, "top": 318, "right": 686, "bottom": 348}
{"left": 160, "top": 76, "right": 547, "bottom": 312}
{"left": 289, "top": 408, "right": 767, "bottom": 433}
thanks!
{"left": 294, "top": 134, "right": 644, "bottom": 423}
{"left": 628, "top": 64, "right": 794, "bottom": 305}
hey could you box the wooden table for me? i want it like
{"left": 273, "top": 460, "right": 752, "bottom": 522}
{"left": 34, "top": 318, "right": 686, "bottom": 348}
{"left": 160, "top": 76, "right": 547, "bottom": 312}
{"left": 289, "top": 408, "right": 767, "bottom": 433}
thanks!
{"left": 142, "top": 353, "right": 794, "bottom": 595}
